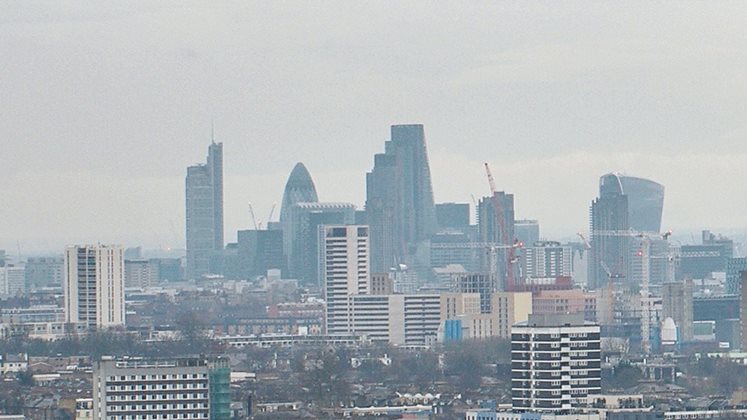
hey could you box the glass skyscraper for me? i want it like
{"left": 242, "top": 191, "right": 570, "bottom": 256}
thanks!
{"left": 589, "top": 173, "right": 664, "bottom": 290}
{"left": 599, "top": 173, "right": 664, "bottom": 233}
{"left": 365, "top": 124, "right": 437, "bottom": 272}
{"left": 185, "top": 141, "right": 223, "bottom": 280}
{"left": 279, "top": 162, "right": 319, "bottom": 265}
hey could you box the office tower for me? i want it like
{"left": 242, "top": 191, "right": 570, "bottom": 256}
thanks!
{"left": 662, "top": 280, "right": 694, "bottom": 342}
{"left": 25, "top": 256, "right": 64, "bottom": 288}
{"left": 369, "top": 273, "right": 394, "bottom": 295}
{"left": 0, "top": 250, "right": 5, "bottom": 267}
{"left": 149, "top": 258, "right": 183, "bottom": 282}
{"left": 647, "top": 237, "right": 672, "bottom": 285}
{"left": 64, "top": 245, "right": 125, "bottom": 329}
{"left": 451, "top": 272, "right": 497, "bottom": 314}
{"left": 694, "top": 295, "right": 740, "bottom": 322}
{"left": 321, "top": 225, "right": 369, "bottom": 335}
{"left": 234, "top": 229, "right": 284, "bottom": 280}
{"left": 589, "top": 174, "right": 665, "bottom": 291}
{"left": 93, "top": 356, "right": 230, "bottom": 419}
{"left": 288, "top": 202, "right": 355, "bottom": 284}
{"left": 679, "top": 230, "right": 733, "bottom": 280}
{"left": 514, "top": 219, "right": 540, "bottom": 247}
{"left": 435, "top": 202, "right": 470, "bottom": 231}
{"left": 511, "top": 313, "right": 601, "bottom": 412}
{"left": 599, "top": 173, "right": 664, "bottom": 233}
{"left": 588, "top": 185, "right": 629, "bottom": 290}
{"left": 186, "top": 141, "right": 223, "bottom": 280}
{"left": 429, "top": 234, "right": 482, "bottom": 272}
{"left": 0, "top": 265, "right": 26, "bottom": 298}
{"left": 521, "top": 241, "right": 573, "bottom": 279}
{"left": 365, "top": 124, "right": 437, "bottom": 272}
{"left": 477, "top": 193, "right": 515, "bottom": 289}
{"left": 728, "top": 257, "right": 747, "bottom": 295}
{"left": 280, "top": 163, "right": 319, "bottom": 261}
{"left": 477, "top": 193, "right": 515, "bottom": 246}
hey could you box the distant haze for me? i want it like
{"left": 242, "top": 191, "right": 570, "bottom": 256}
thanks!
{"left": 2, "top": 2, "right": 747, "bottom": 254}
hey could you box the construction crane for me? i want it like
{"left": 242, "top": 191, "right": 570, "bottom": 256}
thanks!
{"left": 591, "top": 229, "right": 672, "bottom": 354}
{"left": 248, "top": 203, "right": 258, "bottom": 230}
{"left": 483, "top": 162, "right": 519, "bottom": 291}
{"left": 599, "top": 260, "right": 619, "bottom": 327}
{"left": 577, "top": 232, "right": 591, "bottom": 250}
{"left": 267, "top": 202, "right": 277, "bottom": 225}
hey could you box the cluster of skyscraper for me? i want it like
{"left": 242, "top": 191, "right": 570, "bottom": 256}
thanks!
{"left": 179, "top": 124, "right": 747, "bottom": 354}
{"left": 184, "top": 124, "right": 445, "bottom": 288}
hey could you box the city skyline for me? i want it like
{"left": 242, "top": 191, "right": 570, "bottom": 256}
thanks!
{"left": 4, "top": 131, "right": 747, "bottom": 255}
{"left": 3, "top": 4, "right": 747, "bottom": 417}
{"left": 3, "top": 3, "right": 747, "bottom": 253}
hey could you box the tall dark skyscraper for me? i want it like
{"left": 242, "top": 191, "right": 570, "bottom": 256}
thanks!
{"left": 365, "top": 124, "right": 437, "bottom": 272}
{"left": 435, "top": 202, "right": 470, "bottom": 231}
{"left": 478, "top": 192, "right": 515, "bottom": 289}
{"left": 279, "top": 163, "right": 319, "bottom": 264}
{"left": 185, "top": 141, "right": 223, "bottom": 280}
{"left": 588, "top": 188, "right": 629, "bottom": 290}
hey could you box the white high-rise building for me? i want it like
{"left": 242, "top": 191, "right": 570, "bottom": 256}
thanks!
{"left": 522, "top": 241, "right": 573, "bottom": 279}
{"left": 511, "top": 313, "right": 601, "bottom": 412}
{"left": 64, "top": 245, "right": 125, "bottom": 329}
{"left": 321, "top": 225, "right": 369, "bottom": 335}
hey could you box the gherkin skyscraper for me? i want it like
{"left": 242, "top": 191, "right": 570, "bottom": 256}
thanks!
{"left": 279, "top": 163, "right": 319, "bottom": 262}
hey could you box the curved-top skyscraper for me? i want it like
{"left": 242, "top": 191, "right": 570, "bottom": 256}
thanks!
{"left": 589, "top": 173, "right": 665, "bottom": 290}
{"left": 280, "top": 163, "right": 319, "bottom": 260}
{"left": 599, "top": 173, "right": 664, "bottom": 233}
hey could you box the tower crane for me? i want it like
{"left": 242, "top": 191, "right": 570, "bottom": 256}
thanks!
{"left": 591, "top": 229, "right": 672, "bottom": 354}
{"left": 248, "top": 203, "right": 258, "bottom": 230}
{"left": 267, "top": 202, "right": 277, "bottom": 225}
{"left": 577, "top": 232, "right": 591, "bottom": 250}
{"left": 598, "top": 260, "right": 619, "bottom": 326}
{"left": 483, "top": 163, "right": 520, "bottom": 291}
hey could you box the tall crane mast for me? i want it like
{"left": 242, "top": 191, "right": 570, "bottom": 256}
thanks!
{"left": 248, "top": 203, "right": 258, "bottom": 230}
{"left": 599, "top": 260, "right": 616, "bottom": 327}
{"left": 591, "top": 229, "right": 672, "bottom": 354}
{"left": 483, "top": 163, "right": 518, "bottom": 291}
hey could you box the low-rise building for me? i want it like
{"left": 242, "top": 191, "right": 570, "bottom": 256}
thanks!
{"left": 0, "top": 353, "right": 28, "bottom": 374}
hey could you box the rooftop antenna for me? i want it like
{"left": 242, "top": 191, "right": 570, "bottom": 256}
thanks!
{"left": 211, "top": 120, "right": 215, "bottom": 144}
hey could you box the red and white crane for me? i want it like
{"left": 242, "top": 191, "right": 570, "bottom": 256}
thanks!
{"left": 483, "top": 163, "right": 522, "bottom": 291}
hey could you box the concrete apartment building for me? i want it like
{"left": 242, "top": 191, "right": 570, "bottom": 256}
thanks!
{"left": 321, "top": 225, "right": 370, "bottom": 335}
{"left": 64, "top": 245, "right": 125, "bottom": 329}
{"left": 93, "top": 356, "right": 230, "bottom": 419}
{"left": 511, "top": 313, "right": 602, "bottom": 413}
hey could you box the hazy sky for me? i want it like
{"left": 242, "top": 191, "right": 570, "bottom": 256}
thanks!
{"left": 2, "top": 2, "right": 747, "bottom": 254}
